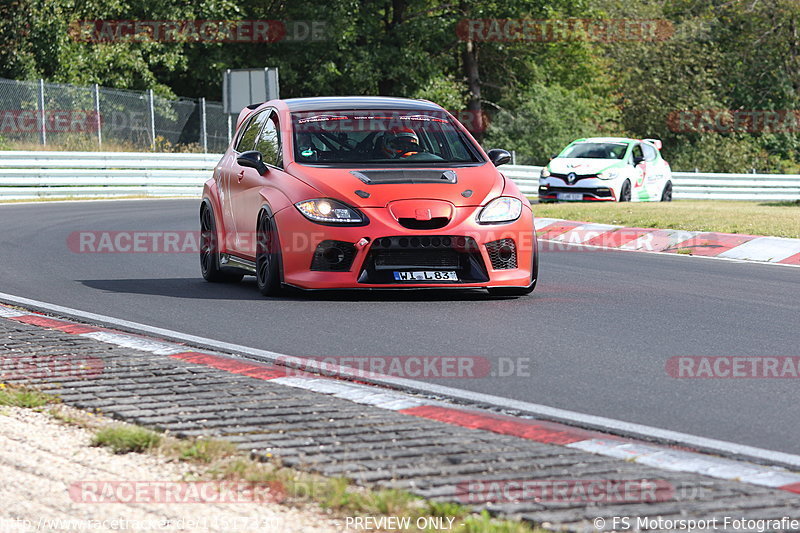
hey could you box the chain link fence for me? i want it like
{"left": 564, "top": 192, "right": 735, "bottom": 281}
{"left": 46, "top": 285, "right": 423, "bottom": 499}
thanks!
{"left": 0, "top": 77, "right": 231, "bottom": 153}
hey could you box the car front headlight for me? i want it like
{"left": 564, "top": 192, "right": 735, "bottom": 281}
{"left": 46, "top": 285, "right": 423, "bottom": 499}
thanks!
{"left": 476, "top": 197, "right": 523, "bottom": 224}
{"left": 598, "top": 169, "right": 620, "bottom": 180}
{"left": 295, "top": 199, "right": 364, "bottom": 224}
{"left": 540, "top": 167, "right": 550, "bottom": 178}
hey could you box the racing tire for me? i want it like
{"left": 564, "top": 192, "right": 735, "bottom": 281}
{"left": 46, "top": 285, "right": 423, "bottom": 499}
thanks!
{"left": 200, "top": 204, "right": 244, "bottom": 283}
{"left": 661, "top": 181, "right": 673, "bottom": 202}
{"left": 619, "top": 180, "right": 632, "bottom": 202}
{"left": 256, "top": 211, "right": 283, "bottom": 296}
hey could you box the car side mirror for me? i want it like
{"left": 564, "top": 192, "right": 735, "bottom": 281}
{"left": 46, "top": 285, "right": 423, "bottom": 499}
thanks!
{"left": 237, "top": 151, "right": 268, "bottom": 175}
{"left": 487, "top": 149, "right": 512, "bottom": 167}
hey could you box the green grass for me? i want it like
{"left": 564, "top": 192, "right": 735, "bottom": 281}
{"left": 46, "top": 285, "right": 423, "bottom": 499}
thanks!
{"left": 533, "top": 200, "right": 800, "bottom": 238}
{"left": 91, "top": 424, "right": 162, "bottom": 453}
{"left": 0, "top": 384, "right": 54, "bottom": 408}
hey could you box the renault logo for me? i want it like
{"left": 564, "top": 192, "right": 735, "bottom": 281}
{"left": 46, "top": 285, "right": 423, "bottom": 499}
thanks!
{"left": 566, "top": 172, "right": 577, "bottom": 185}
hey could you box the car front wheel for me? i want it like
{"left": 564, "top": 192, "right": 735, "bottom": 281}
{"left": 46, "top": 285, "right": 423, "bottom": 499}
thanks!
{"left": 256, "top": 212, "right": 283, "bottom": 296}
{"left": 619, "top": 180, "right": 632, "bottom": 202}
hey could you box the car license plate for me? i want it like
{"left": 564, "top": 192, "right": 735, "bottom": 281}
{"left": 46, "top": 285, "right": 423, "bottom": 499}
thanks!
{"left": 557, "top": 192, "right": 583, "bottom": 201}
{"left": 393, "top": 271, "right": 458, "bottom": 282}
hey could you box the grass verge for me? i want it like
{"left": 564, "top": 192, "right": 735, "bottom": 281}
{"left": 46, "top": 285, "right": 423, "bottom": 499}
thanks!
{"left": 37, "top": 403, "right": 545, "bottom": 532}
{"left": 533, "top": 200, "right": 800, "bottom": 238}
{"left": 0, "top": 383, "right": 56, "bottom": 408}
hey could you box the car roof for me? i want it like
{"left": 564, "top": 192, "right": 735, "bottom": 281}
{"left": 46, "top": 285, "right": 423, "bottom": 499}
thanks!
{"left": 282, "top": 96, "right": 444, "bottom": 112}
{"left": 572, "top": 137, "right": 635, "bottom": 144}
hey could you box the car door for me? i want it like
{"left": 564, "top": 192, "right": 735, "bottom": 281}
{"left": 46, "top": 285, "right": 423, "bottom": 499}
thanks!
{"left": 225, "top": 110, "right": 271, "bottom": 256}
{"left": 641, "top": 143, "right": 662, "bottom": 200}
{"left": 230, "top": 110, "right": 284, "bottom": 258}
{"left": 222, "top": 110, "right": 270, "bottom": 246}
{"left": 629, "top": 143, "right": 647, "bottom": 200}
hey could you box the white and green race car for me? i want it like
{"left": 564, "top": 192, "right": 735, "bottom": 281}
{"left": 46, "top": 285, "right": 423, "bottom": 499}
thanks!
{"left": 538, "top": 137, "right": 672, "bottom": 202}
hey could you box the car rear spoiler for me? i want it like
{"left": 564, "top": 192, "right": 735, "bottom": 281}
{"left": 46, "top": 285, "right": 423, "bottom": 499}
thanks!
{"left": 643, "top": 138, "right": 662, "bottom": 150}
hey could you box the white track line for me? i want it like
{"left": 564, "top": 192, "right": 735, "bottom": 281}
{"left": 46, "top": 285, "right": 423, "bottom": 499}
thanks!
{"left": 1, "top": 291, "right": 799, "bottom": 470}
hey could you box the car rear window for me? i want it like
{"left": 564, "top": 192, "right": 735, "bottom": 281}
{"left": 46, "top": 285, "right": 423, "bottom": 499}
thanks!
{"left": 291, "top": 110, "right": 482, "bottom": 166}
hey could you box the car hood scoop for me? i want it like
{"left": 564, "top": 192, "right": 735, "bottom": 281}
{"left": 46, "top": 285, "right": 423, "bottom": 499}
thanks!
{"left": 350, "top": 169, "right": 457, "bottom": 185}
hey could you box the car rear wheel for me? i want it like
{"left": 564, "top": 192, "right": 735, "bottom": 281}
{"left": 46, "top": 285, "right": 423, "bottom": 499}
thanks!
{"left": 661, "top": 181, "right": 673, "bottom": 202}
{"left": 619, "top": 180, "right": 632, "bottom": 202}
{"left": 256, "top": 212, "right": 283, "bottom": 296}
{"left": 200, "top": 204, "right": 243, "bottom": 283}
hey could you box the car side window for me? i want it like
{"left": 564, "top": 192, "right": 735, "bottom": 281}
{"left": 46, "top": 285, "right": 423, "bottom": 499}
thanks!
{"left": 642, "top": 143, "right": 657, "bottom": 161}
{"left": 235, "top": 111, "right": 269, "bottom": 153}
{"left": 255, "top": 113, "right": 282, "bottom": 168}
{"left": 631, "top": 144, "right": 644, "bottom": 163}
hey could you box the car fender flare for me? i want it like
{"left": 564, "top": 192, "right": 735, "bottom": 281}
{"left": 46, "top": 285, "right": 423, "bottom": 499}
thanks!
{"left": 200, "top": 183, "right": 230, "bottom": 256}
{"left": 256, "top": 203, "right": 285, "bottom": 285}
{"left": 258, "top": 185, "right": 293, "bottom": 215}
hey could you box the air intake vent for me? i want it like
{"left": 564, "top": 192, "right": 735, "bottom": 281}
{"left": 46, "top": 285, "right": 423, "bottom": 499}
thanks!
{"left": 350, "top": 169, "right": 457, "bottom": 185}
{"left": 486, "top": 239, "right": 517, "bottom": 269}
{"left": 310, "top": 240, "right": 357, "bottom": 271}
{"left": 397, "top": 217, "right": 449, "bottom": 230}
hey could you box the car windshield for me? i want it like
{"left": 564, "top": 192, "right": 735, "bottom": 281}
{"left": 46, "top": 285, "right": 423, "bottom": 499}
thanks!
{"left": 292, "top": 110, "right": 482, "bottom": 165}
{"left": 559, "top": 142, "right": 628, "bottom": 159}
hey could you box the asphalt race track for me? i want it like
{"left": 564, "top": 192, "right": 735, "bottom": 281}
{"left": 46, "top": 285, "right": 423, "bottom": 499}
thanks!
{"left": 1, "top": 199, "right": 798, "bottom": 455}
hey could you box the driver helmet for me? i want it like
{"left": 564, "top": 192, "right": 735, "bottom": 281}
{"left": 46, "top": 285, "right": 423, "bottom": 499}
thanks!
{"left": 382, "top": 127, "right": 419, "bottom": 158}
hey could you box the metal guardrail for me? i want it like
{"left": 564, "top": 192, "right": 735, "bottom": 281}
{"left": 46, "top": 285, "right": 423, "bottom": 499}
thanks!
{"left": 0, "top": 151, "right": 218, "bottom": 200}
{"left": 1, "top": 152, "right": 799, "bottom": 201}
{"left": 501, "top": 165, "right": 800, "bottom": 201}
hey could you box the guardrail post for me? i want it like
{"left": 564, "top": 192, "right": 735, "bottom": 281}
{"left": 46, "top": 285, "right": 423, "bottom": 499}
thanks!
{"left": 148, "top": 89, "right": 156, "bottom": 151}
{"left": 38, "top": 79, "right": 46, "bottom": 146}
{"left": 200, "top": 97, "right": 208, "bottom": 154}
{"left": 511, "top": 150, "right": 516, "bottom": 165}
{"left": 94, "top": 84, "right": 102, "bottom": 148}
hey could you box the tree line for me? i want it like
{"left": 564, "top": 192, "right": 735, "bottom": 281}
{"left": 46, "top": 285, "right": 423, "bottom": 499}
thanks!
{"left": 1, "top": 0, "right": 799, "bottom": 172}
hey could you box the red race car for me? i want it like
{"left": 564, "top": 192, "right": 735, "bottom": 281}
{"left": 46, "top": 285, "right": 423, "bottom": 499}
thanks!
{"left": 200, "top": 96, "right": 537, "bottom": 296}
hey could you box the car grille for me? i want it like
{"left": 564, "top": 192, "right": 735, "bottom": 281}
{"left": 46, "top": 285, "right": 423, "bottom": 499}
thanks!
{"left": 397, "top": 217, "right": 450, "bottom": 230}
{"left": 374, "top": 250, "right": 460, "bottom": 270}
{"left": 540, "top": 186, "right": 613, "bottom": 197}
{"left": 358, "top": 235, "right": 489, "bottom": 284}
{"left": 550, "top": 173, "right": 597, "bottom": 183}
{"left": 485, "top": 239, "right": 517, "bottom": 269}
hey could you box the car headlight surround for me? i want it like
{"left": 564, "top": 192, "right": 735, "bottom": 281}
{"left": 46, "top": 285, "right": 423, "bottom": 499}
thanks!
{"left": 540, "top": 167, "right": 551, "bottom": 178}
{"left": 598, "top": 169, "right": 620, "bottom": 180}
{"left": 295, "top": 198, "right": 365, "bottom": 225}
{"left": 476, "top": 197, "right": 523, "bottom": 224}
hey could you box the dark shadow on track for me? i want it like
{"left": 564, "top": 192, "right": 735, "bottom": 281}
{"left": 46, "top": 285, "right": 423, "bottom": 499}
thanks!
{"left": 78, "top": 278, "right": 524, "bottom": 302}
